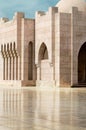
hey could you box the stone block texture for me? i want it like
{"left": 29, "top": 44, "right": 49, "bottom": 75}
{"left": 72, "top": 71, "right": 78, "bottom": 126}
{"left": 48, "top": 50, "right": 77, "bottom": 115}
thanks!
{"left": 0, "top": 0, "right": 86, "bottom": 87}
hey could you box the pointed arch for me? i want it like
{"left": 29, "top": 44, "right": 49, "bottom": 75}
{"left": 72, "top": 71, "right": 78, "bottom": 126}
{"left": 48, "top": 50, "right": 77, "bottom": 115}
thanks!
{"left": 38, "top": 43, "right": 48, "bottom": 62}
{"left": 78, "top": 42, "right": 86, "bottom": 83}
{"left": 28, "top": 41, "right": 33, "bottom": 80}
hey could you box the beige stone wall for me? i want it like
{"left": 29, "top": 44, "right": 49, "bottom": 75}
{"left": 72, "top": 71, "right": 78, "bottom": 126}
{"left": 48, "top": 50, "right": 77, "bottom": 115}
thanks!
{"left": 55, "top": 6, "right": 86, "bottom": 87}
{"left": 41, "top": 60, "right": 53, "bottom": 80}
{"left": 21, "top": 18, "right": 35, "bottom": 81}
{"left": 0, "top": 12, "right": 36, "bottom": 86}
{"left": 35, "top": 7, "right": 58, "bottom": 84}
{"left": 0, "top": 15, "right": 18, "bottom": 80}
{"left": 54, "top": 13, "right": 60, "bottom": 87}
{"left": 71, "top": 7, "right": 86, "bottom": 86}
{"left": 0, "top": 2, "right": 86, "bottom": 87}
{"left": 59, "top": 12, "right": 71, "bottom": 87}
{"left": 16, "top": 12, "right": 25, "bottom": 80}
{"left": 0, "top": 12, "right": 36, "bottom": 85}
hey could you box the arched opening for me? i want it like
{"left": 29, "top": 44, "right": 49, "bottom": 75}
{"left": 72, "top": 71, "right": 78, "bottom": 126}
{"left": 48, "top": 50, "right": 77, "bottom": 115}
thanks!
{"left": 37, "top": 43, "right": 51, "bottom": 81}
{"left": 78, "top": 42, "right": 86, "bottom": 83}
{"left": 38, "top": 43, "right": 48, "bottom": 62}
{"left": 28, "top": 42, "right": 33, "bottom": 80}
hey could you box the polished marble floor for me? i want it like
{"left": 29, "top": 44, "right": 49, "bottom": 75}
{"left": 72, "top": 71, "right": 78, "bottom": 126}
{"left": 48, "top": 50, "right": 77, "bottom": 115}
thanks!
{"left": 0, "top": 87, "right": 86, "bottom": 130}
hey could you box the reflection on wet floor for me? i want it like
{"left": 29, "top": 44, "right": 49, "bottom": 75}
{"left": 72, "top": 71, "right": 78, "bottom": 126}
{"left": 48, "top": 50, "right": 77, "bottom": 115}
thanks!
{"left": 0, "top": 87, "right": 86, "bottom": 130}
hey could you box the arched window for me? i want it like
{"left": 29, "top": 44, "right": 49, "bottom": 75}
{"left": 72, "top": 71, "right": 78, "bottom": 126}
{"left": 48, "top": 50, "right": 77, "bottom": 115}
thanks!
{"left": 28, "top": 42, "right": 33, "bottom": 80}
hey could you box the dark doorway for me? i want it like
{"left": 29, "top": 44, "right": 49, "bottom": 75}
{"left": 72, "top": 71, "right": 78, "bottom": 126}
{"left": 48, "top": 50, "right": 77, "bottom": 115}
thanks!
{"left": 28, "top": 42, "right": 33, "bottom": 80}
{"left": 78, "top": 42, "right": 86, "bottom": 83}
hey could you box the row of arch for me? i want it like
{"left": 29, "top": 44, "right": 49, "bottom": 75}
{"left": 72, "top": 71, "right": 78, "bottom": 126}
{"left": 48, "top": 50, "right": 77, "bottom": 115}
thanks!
{"left": 0, "top": 42, "right": 49, "bottom": 81}
{"left": 1, "top": 42, "right": 20, "bottom": 80}
{"left": 0, "top": 41, "right": 49, "bottom": 81}
{"left": 1, "top": 42, "right": 18, "bottom": 58}
{"left": 1, "top": 42, "right": 16, "bottom": 50}
{"left": 0, "top": 40, "right": 86, "bottom": 84}
{"left": 38, "top": 42, "right": 86, "bottom": 84}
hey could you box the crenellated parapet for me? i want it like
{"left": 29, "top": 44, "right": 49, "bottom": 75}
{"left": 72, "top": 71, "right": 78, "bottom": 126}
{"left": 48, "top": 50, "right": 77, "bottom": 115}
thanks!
{"left": 13, "top": 12, "right": 25, "bottom": 20}
{"left": 0, "top": 18, "right": 9, "bottom": 23}
{"left": 36, "top": 11, "right": 46, "bottom": 17}
{"left": 36, "top": 7, "right": 58, "bottom": 17}
{"left": 1, "top": 43, "right": 20, "bottom": 80}
{"left": 0, "top": 12, "right": 25, "bottom": 25}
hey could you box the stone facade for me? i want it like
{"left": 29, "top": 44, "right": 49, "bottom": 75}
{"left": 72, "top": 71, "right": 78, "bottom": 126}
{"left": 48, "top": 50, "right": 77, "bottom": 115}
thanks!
{"left": 0, "top": 13, "right": 36, "bottom": 86}
{"left": 0, "top": 0, "right": 86, "bottom": 87}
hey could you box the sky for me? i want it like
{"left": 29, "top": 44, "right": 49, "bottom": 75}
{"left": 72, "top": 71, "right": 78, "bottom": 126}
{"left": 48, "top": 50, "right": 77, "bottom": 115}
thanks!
{"left": 0, "top": 0, "right": 59, "bottom": 19}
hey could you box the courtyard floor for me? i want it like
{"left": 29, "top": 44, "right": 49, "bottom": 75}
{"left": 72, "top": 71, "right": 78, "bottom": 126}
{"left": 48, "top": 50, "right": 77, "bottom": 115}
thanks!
{"left": 0, "top": 87, "right": 86, "bottom": 130}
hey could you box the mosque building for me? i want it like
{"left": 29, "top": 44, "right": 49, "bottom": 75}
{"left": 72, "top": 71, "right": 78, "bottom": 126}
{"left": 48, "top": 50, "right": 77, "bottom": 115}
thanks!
{"left": 0, "top": 0, "right": 86, "bottom": 87}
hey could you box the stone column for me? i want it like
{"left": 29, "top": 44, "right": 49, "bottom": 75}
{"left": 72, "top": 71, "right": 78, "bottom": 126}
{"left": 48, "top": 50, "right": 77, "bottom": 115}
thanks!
{"left": 8, "top": 57, "right": 10, "bottom": 80}
{"left": 16, "top": 56, "right": 18, "bottom": 80}
{"left": 18, "top": 56, "right": 20, "bottom": 80}
{"left": 11, "top": 57, "right": 13, "bottom": 80}
{"left": 10, "top": 57, "right": 11, "bottom": 80}
{"left": 14, "top": 56, "right": 19, "bottom": 80}
{"left": 13, "top": 57, "right": 14, "bottom": 80}
{"left": 14, "top": 56, "right": 16, "bottom": 80}
{"left": 3, "top": 58, "right": 5, "bottom": 80}
{"left": 5, "top": 57, "right": 8, "bottom": 80}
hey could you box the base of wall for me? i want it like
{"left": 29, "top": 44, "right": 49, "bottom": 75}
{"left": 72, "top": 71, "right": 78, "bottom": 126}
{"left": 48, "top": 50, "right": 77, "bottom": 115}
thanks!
{"left": 21, "top": 80, "right": 36, "bottom": 86}
{"left": 60, "top": 84, "right": 71, "bottom": 88}
{"left": 0, "top": 80, "right": 72, "bottom": 88}
{"left": 36, "top": 80, "right": 56, "bottom": 87}
{"left": 0, "top": 80, "right": 36, "bottom": 87}
{"left": 36, "top": 80, "right": 72, "bottom": 88}
{"left": 0, "top": 80, "right": 22, "bottom": 87}
{"left": 72, "top": 83, "right": 86, "bottom": 87}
